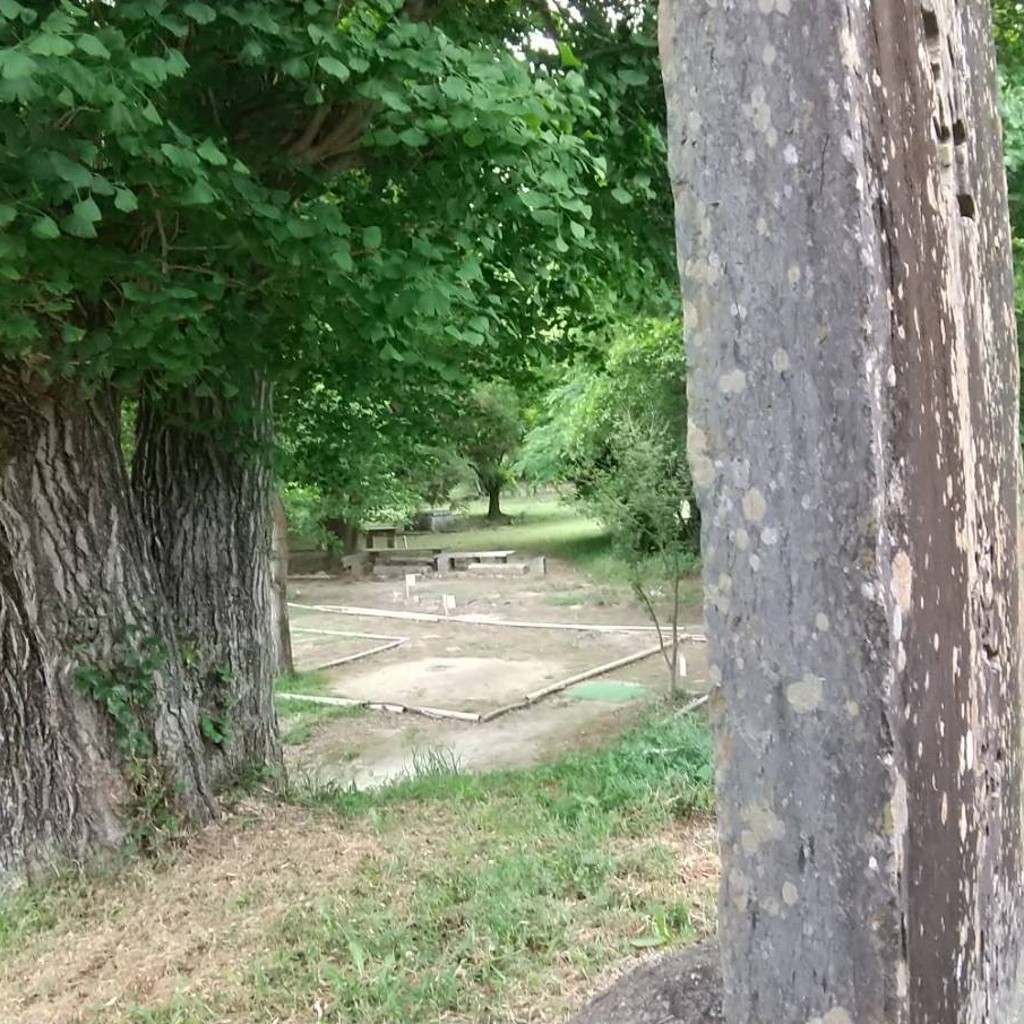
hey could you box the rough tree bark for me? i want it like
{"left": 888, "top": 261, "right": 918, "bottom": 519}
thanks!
{"left": 272, "top": 492, "right": 294, "bottom": 678}
{"left": 133, "top": 384, "right": 282, "bottom": 789}
{"left": 0, "top": 367, "right": 214, "bottom": 886}
{"left": 652, "top": 0, "right": 1023, "bottom": 1021}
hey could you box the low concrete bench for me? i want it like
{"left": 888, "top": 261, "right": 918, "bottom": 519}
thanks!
{"left": 365, "top": 525, "right": 399, "bottom": 550}
{"left": 435, "top": 549, "right": 516, "bottom": 573}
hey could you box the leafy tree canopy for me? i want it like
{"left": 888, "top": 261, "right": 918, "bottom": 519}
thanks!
{"left": 0, "top": 0, "right": 601, "bottom": 398}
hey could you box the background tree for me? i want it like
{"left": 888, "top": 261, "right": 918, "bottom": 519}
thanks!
{"left": 520, "top": 317, "right": 697, "bottom": 675}
{"left": 449, "top": 382, "right": 526, "bottom": 521}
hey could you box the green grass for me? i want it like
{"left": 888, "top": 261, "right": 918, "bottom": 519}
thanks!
{"left": 0, "top": 709, "right": 716, "bottom": 1024}
{"left": 292, "top": 704, "right": 714, "bottom": 824}
{"left": 275, "top": 670, "right": 332, "bottom": 696}
{"left": 408, "top": 495, "right": 608, "bottom": 559}
{"left": 265, "top": 710, "right": 715, "bottom": 1024}
{"left": 409, "top": 495, "right": 702, "bottom": 592}
{"left": 275, "top": 671, "right": 364, "bottom": 745}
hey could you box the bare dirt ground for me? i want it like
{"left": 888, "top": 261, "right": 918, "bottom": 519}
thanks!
{"left": 284, "top": 559, "right": 708, "bottom": 787}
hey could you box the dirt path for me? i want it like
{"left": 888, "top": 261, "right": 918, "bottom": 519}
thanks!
{"left": 283, "top": 562, "right": 708, "bottom": 786}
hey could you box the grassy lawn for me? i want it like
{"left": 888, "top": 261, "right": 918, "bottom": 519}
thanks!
{"left": 291, "top": 495, "right": 703, "bottom": 595}
{"left": 408, "top": 495, "right": 608, "bottom": 559}
{"left": 0, "top": 710, "right": 717, "bottom": 1024}
{"left": 408, "top": 495, "right": 701, "bottom": 589}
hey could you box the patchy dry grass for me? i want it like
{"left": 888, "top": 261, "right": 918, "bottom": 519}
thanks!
{"left": 0, "top": 712, "right": 717, "bottom": 1024}
{"left": 275, "top": 671, "right": 365, "bottom": 746}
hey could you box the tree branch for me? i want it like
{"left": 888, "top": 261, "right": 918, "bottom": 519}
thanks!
{"left": 632, "top": 578, "right": 673, "bottom": 674}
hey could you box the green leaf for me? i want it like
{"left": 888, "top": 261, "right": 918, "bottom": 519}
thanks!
{"left": 165, "top": 49, "right": 188, "bottom": 77}
{"left": 554, "top": 234, "right": 569, "bottom": 253}
{"left": 362, "top": 225, "right": 382, "bottom": 249}
{"left": 611, "top": 186, "right": 633, "bottom": 205}
{"left": 618, "top": 69, "right": 649, "bottom": 87}
{"left": 181, "top": 180, "right": 215, "bottom": 205}
{"left": 240, "top": 39, "right": 264, "bottom": 62}
{"left": 74, "top": 196, "right": 101, "bottom": 222}
{"left": 332, "top": 241, "right": 353, "bottom": 272}
{"left": 569, "top": 220, "right": 586, "bottom": 241}
{"left": 286, "top": 218, "right": 317, "bottom": 239}
{"left": 197, "top": 138, "right": 228, "bottom": 166}
{"left": 376, "top": 83, "right": 411, "bottom": 112}
{"left": 183, "top": 1, "right": 216, "bottom": 24}
{"left": 370, "top": 127, "right": 400, "bottom": 147}
{"left": 0, "top": 1, "right": 24, "bottom": 20}
{"left": 541, "top": 168, "right": 569, "bottom": 191}
{"left": 27, "top": 33, "right": 75, "bottom": 57}
{"left": 629, "top": 934, "right": 668, "bottom": 950}
{"left": 62, "top": 197, "right": 102, "bottom": 238}
{"left": 31, "top": 215, "right": 60, "bottom": 239}
{"left": 0, "top": 49, "right": 36, "bottom": 80}
{"left": 50, "top": 151, "right": 92, "bottom": 188}
{"left": 462, "top": 125, "right": 486, "bottom": 148}
{"left": 113, "top": 187, "right": 138, "bottom": 213}
{"left": 317, "top": 55, "right": 350, "bottom": 82}
{"left": 557, "top": 41, "right": 583, "bottom": 70}
{"left": 159, "top": 143, "right": 201, "bottom": 170}
{"left": 87, "top": 174, "right": 114, "bottom": 197}
{"left": 155, "top": 12, "right": 188, "bottom": 37}
{"left": 399, "top": 127, "right": 429, "bottom": 147}
{"left": 76, "top": 33, "right": 110, "bottom": 58}
{"left": 457, "top": 256, "right": 482, "bottom": 281}
{"left": 520, "top": 190, "right": 551, "bottom": 210}
{"left": 130, "top": 55, "right": 170, "bottom": 85}
{"left": 0, "top": 204, "right": 15, "bottom": 227}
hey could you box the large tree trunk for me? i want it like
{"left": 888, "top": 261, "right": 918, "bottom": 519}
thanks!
{"left": 272, "top": 493, "right": 294, "bottom": 678}
{"left": 660, "top": 1, "right": 1023, "bottom": 1022}
{"left": 0, "top": 367, "right": 214, "bottom": 886}
{"left": 477, "top": 468, "right": 504, "bottom": 520}
{"left": 486, "top": 482, "right": 502, "bottom": 520}
{"left": 133, "top": 384, "right": 282, "bottom": 789}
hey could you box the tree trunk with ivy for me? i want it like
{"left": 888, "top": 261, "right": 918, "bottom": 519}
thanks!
{"left": 133, "top": 384, "right": 282, "bottom": 789}
{"left": 604, "top": 1, "right": 1024, "bottom": 1022}
{"left": 0, "top": 368, "right": 214, "bottom": 886}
